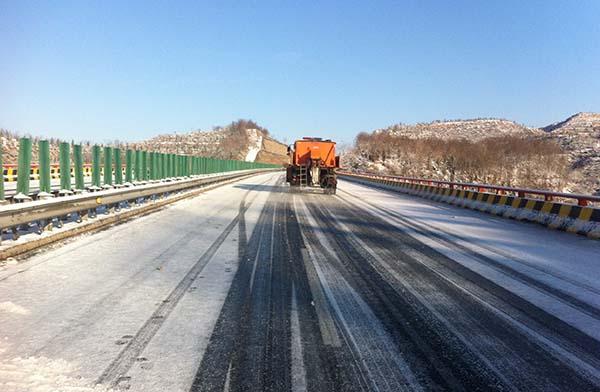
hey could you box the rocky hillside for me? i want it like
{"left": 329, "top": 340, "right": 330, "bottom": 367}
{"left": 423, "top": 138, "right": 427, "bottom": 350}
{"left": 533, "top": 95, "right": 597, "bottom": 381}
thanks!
{"left": 0, "top": 119, "right": 288, "bottom": 166}
{"left": 346, "top": 114, "right": 600, "bottom": 195}
{"left": 382, "top": 118, "right": 544, "bottom": 141}
{"left": 129, "top": 119, "right": 288, "bottom": 164}
{"left": 542, "top": 112, "right": 600, "bottom": 194}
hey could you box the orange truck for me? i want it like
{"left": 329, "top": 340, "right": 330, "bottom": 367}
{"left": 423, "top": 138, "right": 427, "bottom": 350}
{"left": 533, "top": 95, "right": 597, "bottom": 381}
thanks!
{"left": 286, "top": 137, "right": 340, "bottom": 194}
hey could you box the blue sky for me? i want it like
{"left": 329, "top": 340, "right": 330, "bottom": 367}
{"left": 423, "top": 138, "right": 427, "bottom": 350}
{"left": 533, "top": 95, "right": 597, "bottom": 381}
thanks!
{"left": 1, "top": 1, "right": 599, "bottom": 145}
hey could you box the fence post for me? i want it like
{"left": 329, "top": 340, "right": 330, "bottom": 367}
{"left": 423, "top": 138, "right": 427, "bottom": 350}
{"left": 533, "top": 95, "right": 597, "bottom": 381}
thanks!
{"left": 114, "top": 148, "right": 123, "bottom": 185}
{"left": 91, "top": 145, "right": 101, "bottom": 190}
{"left": 38, "top": 140, "right": 52, "bottom": 198}
{"left": 125, "top": 149, "right": 133, "bottom": 184}
{"left": 73, "top": 144, "right": 85, "bottom": 191}
{"left": 59, "top": 142, "right": 72, "bottom": 194}
{"left": 15, "top": 137, "right": 32, "bottom": 201}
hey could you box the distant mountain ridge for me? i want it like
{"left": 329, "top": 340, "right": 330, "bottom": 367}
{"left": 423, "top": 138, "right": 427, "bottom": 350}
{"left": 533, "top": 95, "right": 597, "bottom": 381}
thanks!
{"left": 376, "top": 118, "right": 543, "bottom": 141}
{"left": 349, "top": 112, "right": 600, "bottom": 195}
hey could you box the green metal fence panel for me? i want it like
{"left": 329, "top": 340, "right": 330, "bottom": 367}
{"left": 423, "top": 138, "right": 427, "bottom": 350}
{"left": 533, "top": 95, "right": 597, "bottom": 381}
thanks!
{"left": 125, "top": 149, "right": 134, "bottom": 183}
{"left": 156, "top": 153, "right": 162, "bottom": 180}
{"left": 135, "top": 150, "right": 143, "bottom": 181}
{"left": 148, "top": 152, "right": 155, "bottom": 180}
{"left": 73, "top": 144, "right": 85, "bottom": 190}
{"left": 162, "top": 153, "right": 168, "bottom": 179}
{"left": 59, "top": 142, "right": 71, "bottom": 191}
{"left": 165, "top": 154, "right": 169, "bottom": 178}
{"left": 114, "top": 148, "right": 123, "bottom": 185}
{"left": 103, "top": 146, "right": 112, "bottom": 186}
{"left": 92, "top": 145, "right": 101, "bottom": 188}
{"left": 16, "top": 137, "right": 32, "bottom": 197}
{"left": 142, "top": 151, "right": 148, "bottom": 181}
{"left": 155, "top": 152, "right": 160, "bottom": 180}
{"left": 38, "top": 140, "right": 51, "bottom": 194}
{"left": 155, "top": 153, "right": 160, "bottom": 180}
{"left": 165, "top": 154, "right": 171, "bottom": 178}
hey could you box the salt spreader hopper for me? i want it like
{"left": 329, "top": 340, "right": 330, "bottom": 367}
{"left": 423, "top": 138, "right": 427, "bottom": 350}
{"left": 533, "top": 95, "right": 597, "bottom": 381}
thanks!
{"left": 286, "top": 137, "right": 340, "bottom": 194}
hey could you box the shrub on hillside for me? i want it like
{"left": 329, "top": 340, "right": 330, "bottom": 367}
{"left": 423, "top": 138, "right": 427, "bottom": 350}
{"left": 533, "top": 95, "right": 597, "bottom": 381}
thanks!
{"left": 350, "top": 133, "right": 570, "bottom": 191}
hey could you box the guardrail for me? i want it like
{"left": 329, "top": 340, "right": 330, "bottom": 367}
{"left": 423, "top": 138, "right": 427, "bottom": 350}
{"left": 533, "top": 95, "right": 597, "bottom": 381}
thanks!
{"left": 0, "top": 137, "right": 279, "bottom": 202}
{"left": 338, "top": 171, "right": 600, "bottom": 239}
{"left": 0, "top": 168, "right": 279, "bottom": 243}
{"left": 339, "top": 171, "right": 600, "bottom": 206}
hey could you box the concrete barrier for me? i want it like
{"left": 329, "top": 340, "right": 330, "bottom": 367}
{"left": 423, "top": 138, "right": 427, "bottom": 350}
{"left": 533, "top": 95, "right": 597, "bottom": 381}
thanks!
{"left": 340, "top": 173, "right": 600, "bottom": 239}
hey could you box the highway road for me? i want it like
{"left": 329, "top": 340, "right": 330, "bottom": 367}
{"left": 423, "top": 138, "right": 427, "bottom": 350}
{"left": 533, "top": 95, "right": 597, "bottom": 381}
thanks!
{"left": 1, "top": 172, "right": 599, "bottom": 391}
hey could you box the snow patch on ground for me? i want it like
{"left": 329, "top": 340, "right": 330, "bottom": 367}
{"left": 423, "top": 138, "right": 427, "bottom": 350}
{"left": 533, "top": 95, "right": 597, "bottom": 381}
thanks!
{"left": 0, "top": 302, "right": 29, "bottom": 315}
{"left": 245, "top": 129, "right": 263, "bottom": 162}
{"left": 0, "top": 355, "right": 113, "bottom": 392}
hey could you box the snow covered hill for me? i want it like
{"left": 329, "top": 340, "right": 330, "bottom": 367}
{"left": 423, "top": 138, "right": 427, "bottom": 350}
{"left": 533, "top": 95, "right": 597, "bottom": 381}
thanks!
{"left": 346, "top": 113, "right": 600, "bottom": 195}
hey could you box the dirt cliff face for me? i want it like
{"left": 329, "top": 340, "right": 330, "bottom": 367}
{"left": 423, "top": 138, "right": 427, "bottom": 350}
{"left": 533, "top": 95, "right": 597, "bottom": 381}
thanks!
{"left": 256, "top": 137, "right": 288, "bottom": 165}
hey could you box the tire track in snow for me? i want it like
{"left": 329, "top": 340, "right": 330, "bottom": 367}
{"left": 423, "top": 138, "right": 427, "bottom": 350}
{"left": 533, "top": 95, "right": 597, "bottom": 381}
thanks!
{"left": 339, "top": 188, "right": 600, "bottom": 321}
{"left": 96, "top": 179, "right": 269, "bottom": 388}
{"left": 323, "top": 192, "right": 600, "bottom": 390}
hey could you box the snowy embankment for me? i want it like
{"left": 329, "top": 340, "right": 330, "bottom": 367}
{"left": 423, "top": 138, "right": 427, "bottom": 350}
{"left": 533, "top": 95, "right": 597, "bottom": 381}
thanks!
{"left": 245, "top": 129, "right": 263, "bottom": 162}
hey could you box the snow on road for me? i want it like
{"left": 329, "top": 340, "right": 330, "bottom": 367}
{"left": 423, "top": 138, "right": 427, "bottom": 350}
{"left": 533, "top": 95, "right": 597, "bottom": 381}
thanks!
{"left": 338, "top": 178, "right": 600, "bottom": 336}
{"left": 1, "top": 173, "right": 600, "bottom": 391}
{"left": 0, "top": 172, "right": 279, "bottom": 392}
